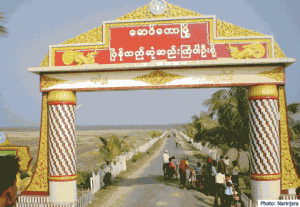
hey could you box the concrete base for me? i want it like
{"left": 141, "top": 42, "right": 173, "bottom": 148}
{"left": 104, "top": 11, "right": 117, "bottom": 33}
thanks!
{"left": 251, "top": 179, "right": 280, "bottom": 204}
{"left": 49, "top": 180, "right": 77, "bottom": 204}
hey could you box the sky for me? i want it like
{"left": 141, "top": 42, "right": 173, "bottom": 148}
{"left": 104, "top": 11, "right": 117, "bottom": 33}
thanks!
{"left": 0, "top": 0, "right": 300, "bottom": 127}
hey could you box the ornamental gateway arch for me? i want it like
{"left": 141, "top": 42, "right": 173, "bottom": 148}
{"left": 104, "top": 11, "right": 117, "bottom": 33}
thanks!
{"left": 22, "top": 2, "right": 298, "bottom": 206}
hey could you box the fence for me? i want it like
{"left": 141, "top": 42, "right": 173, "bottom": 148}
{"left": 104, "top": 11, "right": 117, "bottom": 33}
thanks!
{"left": 241, "top": 191, "right": 252, "bottom": 207}
{"left": 280, "top": 194, "right": 297, "bottom": 200}
{"left": 104, "top": 131, "right": 168, "bottom": 180}
{"left": 16, "top": 131, "right": 169, "bottom": 207}
{"left": 16, "top": 189, "right": 94, "bottom": 207}
{"left": 175, "top": 130, "right": 220, "bottom": 161}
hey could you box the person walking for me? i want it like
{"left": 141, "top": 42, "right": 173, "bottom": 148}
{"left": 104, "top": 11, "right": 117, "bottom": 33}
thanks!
{"left": 163, "top": 150, "right": 169, "bottom": 178}
{"left": 168, "top": 157, "right": 176, "bottom": 178}
{"left": 204, "top": 158, "right": 213, "bottom": 195}
{"left": 224, "top": 174, "right": 236, "bottom": 207}
{"left": 210, "top": 160, "right": 218, "bottom": 196}
{"left": 231, "top": 161, "right": 240, "bottom": 192}
{"left": 103, "top": 160, "right": 113, "bottom": 189}
{"left": 195, "top": 162, "right": 203, "bottom": 188}
{"left": 217, "top": 156, "right": 227, "bottom": 175}
{"left": 172, "top": 156, "right": 179, "bottom": 179}
{"left": 223, "top": 156, "right": 230, "bottom": 174}
{"left": 179, "top": 157, "right": 190, "bottom": 189}
{"left": 214, "top": 172, "right": 225, "bottom": 207}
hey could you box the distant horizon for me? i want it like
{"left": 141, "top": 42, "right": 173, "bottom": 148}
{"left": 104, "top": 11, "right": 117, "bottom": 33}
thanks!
{"left": 0, "top": 123, "right": 186, "bottom": 132}
{"left": 0, "top": 122, "right": 187, "bottom": 128}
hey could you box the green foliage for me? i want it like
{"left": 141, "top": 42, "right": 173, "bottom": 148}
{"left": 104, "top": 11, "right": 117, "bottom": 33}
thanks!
{"left": 292, "top": 123, "right": 300, "bottom": 135}
{"left": 243, "top": 175, "right": 251, "bottom": 187}
{"left": 218, "top": 143, "right": 230, "bottom": 155}
{"left": 77, "top": 171, "right": 92, "bottom": 189}
{"left": 0, "top": 10, "right": 8, "bottom": 38}
{"left": 132, "top": 152, "right": 143, "bottom": 162}
{"left": 150, "top": 130, "right": 162, "bottom": 139}
{"left": 97, "top": 135, "right": 128, "bottom": 162}
{"left": 287, "top": 102, "right": 300, "bottom": 127}
{"left": 203, "top": 87, "right": 249, "bottom": 151}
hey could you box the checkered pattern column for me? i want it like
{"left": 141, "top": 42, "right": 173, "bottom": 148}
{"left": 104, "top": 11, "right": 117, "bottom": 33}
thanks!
{"left": 48, "top": 104, "right": 76, "bottom": 176}
{"left": 248, "top": 85, "right": 281, "bottom": 204}
{"left": 47, "top": 91, "right": 77, "bottom": 204}
{"left": 249, "top": 99, "right": 280, "bottom": 175}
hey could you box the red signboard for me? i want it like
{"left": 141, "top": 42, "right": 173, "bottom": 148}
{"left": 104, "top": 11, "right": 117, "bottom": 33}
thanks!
{"left": 53, "top": 22, "right": 268, "bottom": 66}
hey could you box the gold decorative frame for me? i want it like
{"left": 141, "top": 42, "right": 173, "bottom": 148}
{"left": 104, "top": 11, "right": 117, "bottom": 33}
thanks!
{"left": 132, "top": 70, "right": 185, "bottom": 85}
{"left": 256, "top": 67, "right": 284, "bottom": 82}
{"left": 41, "top": 75, "right": 67, "bottom": 90}
{"left": 0, "top": 146, "right": 33, "bottom": 172}
{"left": 22, "top": 93, "right": 49, "bottom": 194}
{"left": 279, "top": 86, "right": 300, "bottom": 189}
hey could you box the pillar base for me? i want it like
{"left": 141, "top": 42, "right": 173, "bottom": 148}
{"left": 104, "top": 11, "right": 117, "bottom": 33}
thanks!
{"left": 251, "top": 179, "right": 280, "bottom": 203}
{"left": 49, "top": 180, "right": 77, "bottom": 204}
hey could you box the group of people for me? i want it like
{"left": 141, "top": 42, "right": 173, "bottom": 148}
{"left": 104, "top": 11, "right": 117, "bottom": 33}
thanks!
{"left": 199, "top": 156, "right": 240, "bottom": 207}
{"left": 175, "top": 139, "right": 181, "bottom": 148}
{"left": 163, "top": 150, "right": 192, "bottom": 188}
{"left": 162, "top": 151, "right": 242, "bottom": 207}
{"left": 163, "top": 150, "right": 178, "bottom": 179}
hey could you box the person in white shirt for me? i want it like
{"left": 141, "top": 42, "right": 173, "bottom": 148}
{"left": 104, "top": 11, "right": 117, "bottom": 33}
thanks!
{"left": 195, "top": 162, "right": 203, "bottom": 188}
{"left": 210, "top": 160, "right": 218, "bottom": 197}
{"left": 103, "top": 160, "right": 113, "bottom": 189}
{"left": 224, "top": 174, "right": 236, "bottom": 207}
{"left": 162, "top": 150, "right": 169, "bottom": 176}
{"left": 223, "top": 156, "right": 230, "bottom": 166}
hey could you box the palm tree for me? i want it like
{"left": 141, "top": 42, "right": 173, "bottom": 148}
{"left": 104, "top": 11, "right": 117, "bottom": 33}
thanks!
{"left": 287, "top": 103, "right": 300, "bottom": 140}
{"left": 0, "top": 9, "right": 7, "bottom": 38}
{"left": 97, "top": 135, "right": 128, "bottom": 162}
{"left": 287, "top": 102, "right": 300, "bottom": 126}
{"left": 203, "top": 87, "right": 249, "bottom": 168}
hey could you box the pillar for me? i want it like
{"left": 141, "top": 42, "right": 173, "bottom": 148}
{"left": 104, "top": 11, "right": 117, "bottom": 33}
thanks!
{"left": 47, "top": 90, "right": 77, "bottom": 204}
{"left": 248, "top": 85, "right": 281, "bottom": 204}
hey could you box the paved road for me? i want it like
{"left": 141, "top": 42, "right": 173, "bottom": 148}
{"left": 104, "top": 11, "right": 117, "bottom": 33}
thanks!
{"left": 95, "top": 135, "right": 213, "bottom": 207}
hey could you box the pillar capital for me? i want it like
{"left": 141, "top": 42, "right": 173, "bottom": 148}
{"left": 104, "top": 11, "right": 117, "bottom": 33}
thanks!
{"left": 248, "top": 85, "right": 278, "bottom": 100}
{"left": 48, "top": 90, "right": 76, "bottom": 104}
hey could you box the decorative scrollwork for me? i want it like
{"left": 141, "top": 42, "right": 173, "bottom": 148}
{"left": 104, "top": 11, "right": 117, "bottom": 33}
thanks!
{"left": 24, "top": 93, "right": 48, "bottom": 192}
{"left": 279, "top": 86, "right": 300, "bottom": 189}
{"left": 41, "top": 75, "right": 66, "bottom": 89}
{"left": 256, "top": 67, "right": 284, "bottom": 81}
{"left": 132, "top": 70, "right": 185, "bottom": 85}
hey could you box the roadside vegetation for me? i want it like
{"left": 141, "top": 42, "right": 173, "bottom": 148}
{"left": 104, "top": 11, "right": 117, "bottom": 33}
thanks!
{"left": 181, "top": 86, "right": 300, "bottom": 198}
{"left": 77, "top": 130, "right": 166, "bottom": 189}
